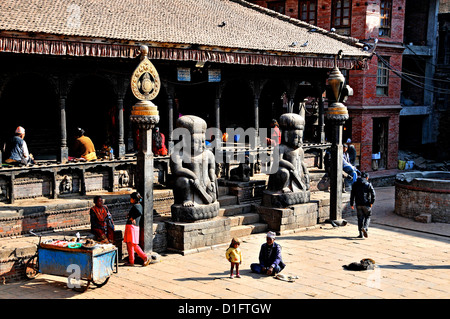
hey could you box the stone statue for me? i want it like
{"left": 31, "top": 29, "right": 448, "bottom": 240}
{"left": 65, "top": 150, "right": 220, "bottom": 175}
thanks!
{"left": 170, "top": 115, "right": 219, "bottom": 221}
{"left": 263, "top": 113, "right": 310, "bottom": 207}
{"left": 229, "top": 153, "right": 251, "bottom": 182}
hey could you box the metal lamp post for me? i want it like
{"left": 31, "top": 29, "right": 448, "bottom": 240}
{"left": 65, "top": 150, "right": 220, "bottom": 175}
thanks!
{"left": 130, "top": 45, "right": 160, "bottom": 253}
{"left": 326, "top": 54, "right": 349, "bottom": 222}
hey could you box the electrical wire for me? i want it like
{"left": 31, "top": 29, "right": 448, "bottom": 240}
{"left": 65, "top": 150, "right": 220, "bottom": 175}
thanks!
{"left": 374, "top": 52, "right": 450, "bottom": 95}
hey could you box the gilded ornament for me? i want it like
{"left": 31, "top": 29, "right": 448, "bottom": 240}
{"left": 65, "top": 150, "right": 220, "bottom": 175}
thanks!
{"left": 130, "top": 46, "right": 160, "bottom": 101}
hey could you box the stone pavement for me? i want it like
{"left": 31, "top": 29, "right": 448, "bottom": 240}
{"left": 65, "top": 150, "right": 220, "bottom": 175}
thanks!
{"left": 0, "top": 186, "right": 449, "bottom": 300}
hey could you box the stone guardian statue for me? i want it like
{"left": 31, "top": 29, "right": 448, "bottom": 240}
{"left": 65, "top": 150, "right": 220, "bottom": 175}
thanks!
{"left": 262, "top": 113, "right": 310, "bottom": 207}
{"left": 170, "top": 115, "right": 219, "bottom": 221}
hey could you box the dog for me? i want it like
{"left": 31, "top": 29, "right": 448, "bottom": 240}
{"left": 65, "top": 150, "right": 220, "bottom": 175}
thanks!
{"left": 343, "top": 258, "right": 376, "bottom": 271}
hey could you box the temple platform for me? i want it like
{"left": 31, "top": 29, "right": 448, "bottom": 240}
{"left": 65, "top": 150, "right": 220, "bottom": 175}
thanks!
{"left": 0, "top": 168, "right": 400, "bottom": 282}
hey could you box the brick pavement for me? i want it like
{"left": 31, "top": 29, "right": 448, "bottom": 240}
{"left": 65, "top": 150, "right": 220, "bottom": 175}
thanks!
{"left": 0, "top": 186, "right": 449, "bottom": 301}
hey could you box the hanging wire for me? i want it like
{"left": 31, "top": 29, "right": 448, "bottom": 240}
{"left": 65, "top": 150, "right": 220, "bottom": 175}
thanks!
{"left": 374, "top": 52, "right": 450, "bottom": 95}
{"left": 374, "top": 53, "right": 449, "bottom": 94}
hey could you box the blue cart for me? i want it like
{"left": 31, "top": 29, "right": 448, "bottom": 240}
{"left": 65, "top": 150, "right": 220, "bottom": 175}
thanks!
{"left": 25, "top": 235, "right": 118, "bottom": 292}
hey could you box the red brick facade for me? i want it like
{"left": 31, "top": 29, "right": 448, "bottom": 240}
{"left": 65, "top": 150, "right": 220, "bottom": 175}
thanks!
{"left": 249, "top": 0, "right": 405, "bottom": 172}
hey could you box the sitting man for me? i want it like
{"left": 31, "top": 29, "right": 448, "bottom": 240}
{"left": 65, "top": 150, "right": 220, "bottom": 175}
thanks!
{"left": 343, "top": 144, "right": 359, "bottom": 186}
{"left": 4, "top": 126, "right": 34, "bottom": 166}
{"left": 71, "top": 128, "right": 97, "bottom": 161}
{"left": 251, "top": 231, "right": 285, "bottom": 276}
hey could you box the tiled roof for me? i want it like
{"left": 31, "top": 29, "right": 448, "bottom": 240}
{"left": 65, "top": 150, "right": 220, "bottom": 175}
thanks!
{"left": 0, "top": 0, "right": 369, "bottom": 59}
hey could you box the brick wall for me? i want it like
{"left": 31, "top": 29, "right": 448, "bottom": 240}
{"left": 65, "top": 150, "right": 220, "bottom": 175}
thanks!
{"left": 0, "top": 191, "right": 174, "bottom": 238}
{"left": 249, "top": 0, "right": 406, "bottom": 173}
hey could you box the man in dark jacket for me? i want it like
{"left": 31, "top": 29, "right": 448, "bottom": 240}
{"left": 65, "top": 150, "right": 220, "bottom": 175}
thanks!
{"left": 251, "top": 231, "right": 285, "bottom": 275}
{"left": 350, "top": 172, "right": 375, "bottom": 238}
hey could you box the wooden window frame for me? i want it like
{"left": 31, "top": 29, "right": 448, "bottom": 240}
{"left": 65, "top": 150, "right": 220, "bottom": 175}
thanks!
{"left": 379, "top": 0, "right": 392, "bottom": 37}
{"left": 298, "top": 0, "right": 317, "bottom": 25}
{"left": 331, "top": 0, "right": 352, "bottom": 35}
{"left": 267, "top": 0, "right": 286, "bottom": 14}
{"left": 376, "top": 56, "right": 390, "bottom": 96}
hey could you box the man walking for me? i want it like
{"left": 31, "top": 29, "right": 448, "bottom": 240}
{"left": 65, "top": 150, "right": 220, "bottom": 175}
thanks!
{"left": 350, "top": 172, "right": 375, "bottom": 238}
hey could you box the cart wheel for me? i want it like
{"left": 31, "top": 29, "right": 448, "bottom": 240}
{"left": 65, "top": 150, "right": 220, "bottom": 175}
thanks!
{"left": 25, "top": 255, "right": 39, "bottom": 279}
{"left": 93, "top": 276, "right": 110, "bottom": 288}
{"left": 68, "top": 278, "right": 91, "bottom": 292}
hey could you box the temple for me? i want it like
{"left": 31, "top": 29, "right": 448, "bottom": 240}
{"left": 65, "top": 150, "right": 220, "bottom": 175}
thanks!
{"left": 0, "top": 0, "right": 370, "bottom": 238}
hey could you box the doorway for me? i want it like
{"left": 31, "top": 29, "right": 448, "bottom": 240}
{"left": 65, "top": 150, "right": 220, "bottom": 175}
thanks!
{"left": 372, "top": 117, "right": 389, "bottom": 169}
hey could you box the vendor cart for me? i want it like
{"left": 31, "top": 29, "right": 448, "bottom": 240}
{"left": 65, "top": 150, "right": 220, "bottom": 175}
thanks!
{"left": 25, "top": 231, "right": 118, "bottom": 292}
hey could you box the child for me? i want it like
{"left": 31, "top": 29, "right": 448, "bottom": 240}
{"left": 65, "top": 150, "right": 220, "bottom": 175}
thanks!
{"left": 123, "top": 192, "right": 151, "bottom": 267}
{"left": 225, "top": 238, "right": 242, "bottom": 278}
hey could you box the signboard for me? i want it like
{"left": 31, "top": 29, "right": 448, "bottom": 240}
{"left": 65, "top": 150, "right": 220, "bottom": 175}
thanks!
{"left": 177, "top": 68, "right": 191, "bottom": 82}
{"left": 208, "top": 69, "right": 221, "bottom": 82}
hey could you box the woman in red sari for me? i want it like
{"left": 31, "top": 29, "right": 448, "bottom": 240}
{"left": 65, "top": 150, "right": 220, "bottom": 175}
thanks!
{"left": 90, "top": 196, "right": 115, "bottom": 243}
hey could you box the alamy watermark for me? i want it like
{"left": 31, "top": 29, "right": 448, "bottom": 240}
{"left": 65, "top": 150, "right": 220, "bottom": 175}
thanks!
{"left": 170, "top": 126, "right": 282, "bottom": 174}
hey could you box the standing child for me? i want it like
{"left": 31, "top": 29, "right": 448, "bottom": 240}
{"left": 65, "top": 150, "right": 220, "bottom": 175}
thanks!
{"left": 123, "top": 192, "right": 151, "bottom": 267}
{"left": 225, "top": 238, "right": 242, "bottom": 278}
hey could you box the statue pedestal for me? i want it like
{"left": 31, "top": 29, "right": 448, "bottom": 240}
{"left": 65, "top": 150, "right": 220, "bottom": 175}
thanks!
{"left": 171, "top": 202, "right": 220, "bottom": 222}
{"left": 219, "top": 179, "right": 266, "bottom": 203}
{"left": 261, "top": 190, "right": 311, "bottom": 208}
{"left": 256, "top": 201, "right": 318, "bottom": 234}
{"left": 165, "top": 216, "right": 230, "bottom": 255}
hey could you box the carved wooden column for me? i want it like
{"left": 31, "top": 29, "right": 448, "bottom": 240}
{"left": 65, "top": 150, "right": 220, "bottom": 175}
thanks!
{"left": 56, "top": 76, "right": 69, "bottom": 164}
{"left": 318, "top": 95, "right": 326, "bottom": 143}
{"left": 116, "top": 77, "right": 127, "bottom": 159}
{"left": 163, "top": 81, "right": 175, "bottom": 153}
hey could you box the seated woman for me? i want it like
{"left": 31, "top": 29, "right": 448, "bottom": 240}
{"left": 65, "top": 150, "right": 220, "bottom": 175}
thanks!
{"left": 71, "top": 128, "right": 97, "bottom": 161}
{"left": 89, "top": 196, "right": 115, "bottom": 243}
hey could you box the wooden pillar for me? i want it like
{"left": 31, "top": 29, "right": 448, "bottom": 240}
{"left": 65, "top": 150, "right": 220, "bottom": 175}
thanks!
{"left": 318, "top": 96, "right": 326, "bottom": 143}
{"left": 167, "top": 96, "right": 174, "bottom": 153}
{"left": 115, "top": 77, "right": 128, "bottom": 158}
{"left": 117, "top": 97, "right": 126, "bottom": 158}
{"left": 164, "top": 81, "right": 175, "bottom": 154}
{"left": 254, "top": 96, "right": 259, "bottom": 133}
{"left": 56, "top": 76, "right": 69, "bottom": 164}
{"left": 58, "top": 96, "right": 69, "bottom": 163}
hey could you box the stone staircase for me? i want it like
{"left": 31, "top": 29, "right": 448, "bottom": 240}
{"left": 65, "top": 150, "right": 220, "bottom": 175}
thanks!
{"left": 218, "top": 186, "right": 268, "bottom": 239}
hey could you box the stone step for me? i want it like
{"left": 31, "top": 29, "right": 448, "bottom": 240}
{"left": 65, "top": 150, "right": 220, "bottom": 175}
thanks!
{"left": 218, "top": 195, "right": 238, "bottom": 206}
{"left": 219, "top": 203, "right": 253, "bottom": 216}
{"left": 230, "top": 223, "right": 268, "bottom": 239}
{"left": 228, "top": 213, "right": 261, "bottom": 227}
{"left": 218, "top": 186, "right": 229, "bottom": 196}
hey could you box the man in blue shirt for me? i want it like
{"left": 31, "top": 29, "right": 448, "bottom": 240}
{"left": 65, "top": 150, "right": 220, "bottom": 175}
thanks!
{"left": 251, "top": 231, "right": 285, "bottom": 275}
{"left": 4, "top": 126, "right": 34, "bottom": 166}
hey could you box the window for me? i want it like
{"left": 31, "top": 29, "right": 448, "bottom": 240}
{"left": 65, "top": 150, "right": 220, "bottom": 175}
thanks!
{"left": 299, "top": 1, "right": 317, "bottom": 25}
{"left": 379, "top": 0, "right": 392, "bottom": 37}
{"left": 376, "top": 57, "right": 390, "bottom": 96}
{"left": 267, "top": 1, "right": 285, "bottom": 14}
{"left": 331, "top": 0, "right": 352, "bottom": 36}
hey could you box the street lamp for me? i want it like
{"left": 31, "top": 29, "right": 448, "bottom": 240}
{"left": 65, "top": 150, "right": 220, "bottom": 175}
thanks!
{"left": 130, "top": 45, "right": 160, "bottom": 254}
{"left": 326, "top": 53, "right": 349, "bottom": 222}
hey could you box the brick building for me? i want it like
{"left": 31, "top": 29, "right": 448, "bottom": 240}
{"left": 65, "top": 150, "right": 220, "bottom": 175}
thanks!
{"left": 249, "top": 0, "right": 407, "bottom": 172}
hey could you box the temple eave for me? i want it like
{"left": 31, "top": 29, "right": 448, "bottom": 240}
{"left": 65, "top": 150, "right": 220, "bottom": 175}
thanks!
{"left": 0, "top": 34, "right": 368, "bottom": 70}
